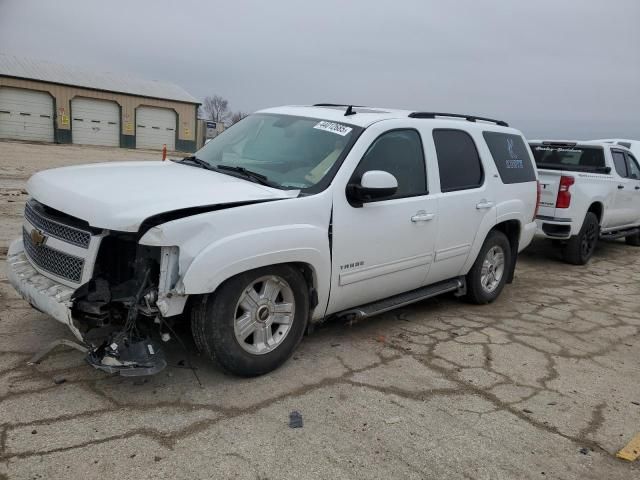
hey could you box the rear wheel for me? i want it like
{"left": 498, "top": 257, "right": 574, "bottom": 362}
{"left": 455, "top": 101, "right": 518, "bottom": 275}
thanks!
{"left": 562, "top": 212, "right": 599, "bottom": 265}
{"left": 626, "top": 231, "right": 640, "bottom": 246}
{"left": 191, "top": 265, "right": 309, "bottom": 376}
{"left": 465, "top": 230, "right": 511, "bottom": 304}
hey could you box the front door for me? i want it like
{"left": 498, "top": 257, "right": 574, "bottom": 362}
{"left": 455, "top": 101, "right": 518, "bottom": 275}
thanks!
{"left": 609, "top": 149, "right": 637, "bottom": 228}
{"left": 625, "top": 152, "right": 640, "bottom": 226}
{"left": 328, "top": 126, "right": 437, "bottom": 315}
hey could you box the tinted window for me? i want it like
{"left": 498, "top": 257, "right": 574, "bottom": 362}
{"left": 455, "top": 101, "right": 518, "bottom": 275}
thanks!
{"left": 627, "top": 154, "right": 640, "bottom": 180}
{"left": 612, "top": 151, "right": 628, "bottom": 177}
{"left": 433, "top": 130, "right": 483, "bottom": 192}
{"left": 353, "top": 129, "right": 427, "bottom": 199}
{"left": 483, "top": 132, "right": 536, "bottom": 184}
{"left": 531, "top": 145, "right": 606, "bottom": 172}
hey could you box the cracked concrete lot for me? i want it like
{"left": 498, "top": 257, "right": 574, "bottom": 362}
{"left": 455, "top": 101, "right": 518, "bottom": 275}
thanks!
{"left": 1, "top": 141, "right": 640, "bottom": 479}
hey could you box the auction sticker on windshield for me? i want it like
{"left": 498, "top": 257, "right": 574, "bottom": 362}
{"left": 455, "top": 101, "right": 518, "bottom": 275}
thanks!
{"left": 314, "top": 121, "right": 353, "bottom": 136}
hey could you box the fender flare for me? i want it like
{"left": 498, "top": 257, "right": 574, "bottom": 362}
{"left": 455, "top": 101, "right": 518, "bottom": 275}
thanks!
{"left": 461, "top": 209, "right": 524, "bottom": 281}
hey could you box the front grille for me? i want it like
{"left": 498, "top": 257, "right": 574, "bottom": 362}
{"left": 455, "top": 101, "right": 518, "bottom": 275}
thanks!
{"left": 23, "top": 228, "right": 84, "bottom": 283}
{"left": 25, "top": 201, "right": 91, "bottom": 248}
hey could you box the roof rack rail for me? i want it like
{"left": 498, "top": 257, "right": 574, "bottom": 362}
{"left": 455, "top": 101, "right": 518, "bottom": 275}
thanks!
{"left": 408, "top": 112, "right": 509, "bottom": 127}
{"left": 313, "top": 103, "right": 363, "bottom": 117}
{"left": 313, "top": 103, "right": 364, "bottom": 107}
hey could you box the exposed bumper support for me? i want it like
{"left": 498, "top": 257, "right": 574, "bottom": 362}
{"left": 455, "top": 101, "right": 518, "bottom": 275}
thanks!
{"left": 6, "top": 239, "right": 84, "bottom": 341}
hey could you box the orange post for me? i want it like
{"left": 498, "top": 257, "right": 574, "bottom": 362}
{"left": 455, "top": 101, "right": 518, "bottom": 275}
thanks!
{"left": 162, "top": 144, "right": 167, "bottom": 161}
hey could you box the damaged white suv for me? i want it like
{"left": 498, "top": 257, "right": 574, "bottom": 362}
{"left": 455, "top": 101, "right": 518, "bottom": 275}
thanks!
{"left": 7, "top": 105, "right": 538, "bottom": 376}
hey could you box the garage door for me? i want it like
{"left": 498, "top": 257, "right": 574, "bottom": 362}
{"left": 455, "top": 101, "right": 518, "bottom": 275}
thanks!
{"left": 71, "top": 98, "right": 120, "bottom": 147}
{"left": 0, "top": 87, "right": 54, "bottom": 142}
{"left": 136, "top": 106, "right": 176, "bottom": 150}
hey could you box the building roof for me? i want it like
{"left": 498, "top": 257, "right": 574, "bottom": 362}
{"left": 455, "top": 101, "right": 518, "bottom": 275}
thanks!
{"left": 0, "top": 53, "right": 199, "bottom": 104}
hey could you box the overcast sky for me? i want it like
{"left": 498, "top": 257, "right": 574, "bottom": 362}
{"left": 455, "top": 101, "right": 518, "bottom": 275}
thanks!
{"left": 1, "top": 0, "right": 638, "bottom": 139}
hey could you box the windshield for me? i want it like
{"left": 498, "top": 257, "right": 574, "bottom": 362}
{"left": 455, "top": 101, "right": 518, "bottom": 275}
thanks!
{"left": 531, "top": 144, "right": 607, "bottom": 172}
{"left": 194, "top": 113, "right": 361, "bottom": 190}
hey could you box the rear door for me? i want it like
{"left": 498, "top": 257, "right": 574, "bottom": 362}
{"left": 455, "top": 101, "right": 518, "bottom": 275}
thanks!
{"left": 425, "top": 129, "right": 496, "bottom": 284}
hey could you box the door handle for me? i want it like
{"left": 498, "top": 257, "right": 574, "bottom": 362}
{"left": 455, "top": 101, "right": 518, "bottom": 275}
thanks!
{"left": 618, "top": 185, "right": 624, "bottom": 189}
{"left": 635, "top": 186, "right": 640, "bottom": 190}
{"left": 476, "top": 201, "right": 494, "bottom": 210}
{"left": 411, "top": 211, "right": 435, "bottom": 222}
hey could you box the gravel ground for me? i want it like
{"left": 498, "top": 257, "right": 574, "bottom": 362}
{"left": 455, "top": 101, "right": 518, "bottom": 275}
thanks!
{"left": 1, "top": 141, "right": 639, "bottom": 479}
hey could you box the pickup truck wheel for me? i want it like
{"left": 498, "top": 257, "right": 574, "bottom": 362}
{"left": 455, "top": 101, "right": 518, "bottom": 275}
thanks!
{"left": 465, "top": 230, "right": 511, "bottom": 304}
{"left": 562, "top": 212, "right": 599, "bottom": 265}
{"left": 625, "top": 231, "right": 640, "bottom": 246}
{"left": 191, "top": 265, "right": 309, "bottom": 376}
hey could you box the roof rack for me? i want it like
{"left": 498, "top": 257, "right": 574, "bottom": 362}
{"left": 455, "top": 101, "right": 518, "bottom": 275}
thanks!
{"left": 408, "top": 112, "right": 508, "bottom": 127}
{"left": 313, "top": 103, "right": 363, "bottom": 117}
{"left": 313, "top": 103, "right": 363, "bottom": 107}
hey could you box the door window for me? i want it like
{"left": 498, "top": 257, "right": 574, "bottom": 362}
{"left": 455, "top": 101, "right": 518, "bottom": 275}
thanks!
{"left": 626, "top": 154, "right": 640, "bottom": 180}
{"left": 612, "top": 151, "right": 628, "bottom": 177}
{"left": 433, "top": 129, "right": 484, "bottom": 192}
{"left": 352, "top": 129, "right": 427, "bottom": 199}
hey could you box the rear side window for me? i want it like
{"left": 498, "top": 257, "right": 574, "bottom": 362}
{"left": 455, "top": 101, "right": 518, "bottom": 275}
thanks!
{"left": 433, "top": 129, "right": 483, "bottom": 192}
{"left": 353, "top": 129, "right": 427, "bottom": 199}
{"left": 483, "top": 132, "right": 536, "bottom": 184}
{"left": 612, "top": 151, "right": 628, "bottom": 177}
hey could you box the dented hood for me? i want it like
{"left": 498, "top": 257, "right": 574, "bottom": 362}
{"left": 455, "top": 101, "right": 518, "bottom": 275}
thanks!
{"left": 27, "top": 161, "right": 296, "bottom": 231}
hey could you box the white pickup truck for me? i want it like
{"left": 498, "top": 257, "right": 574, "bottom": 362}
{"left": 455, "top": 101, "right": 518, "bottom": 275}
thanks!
{"left": 7, "top": 105, "right": 538, "bottom": 376}
{"left": 530, "top": 140, "right": 640, "bottom": 264}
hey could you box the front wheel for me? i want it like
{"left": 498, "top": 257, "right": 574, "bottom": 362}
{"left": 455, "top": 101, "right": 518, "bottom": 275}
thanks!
{"left": 562, "top": 212, "right": 599, "bottom": 265}
{"left": 191, "top": 265, "right": 309, "bottom": 376}
{"left": 465, "top": 230, "right": 511, "bottom": 305}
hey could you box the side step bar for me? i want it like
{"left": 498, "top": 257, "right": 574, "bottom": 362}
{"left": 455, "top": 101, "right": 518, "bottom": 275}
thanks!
{"left": 601, "top": 227, "right": 640, "bottom": 240}
{"left": 339, "top": 277, "right": 465, "bottom": 320}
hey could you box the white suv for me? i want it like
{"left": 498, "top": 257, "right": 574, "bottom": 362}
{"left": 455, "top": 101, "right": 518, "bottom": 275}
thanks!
{"left": 7, "top": 105, "right": 538, "bottom": 376}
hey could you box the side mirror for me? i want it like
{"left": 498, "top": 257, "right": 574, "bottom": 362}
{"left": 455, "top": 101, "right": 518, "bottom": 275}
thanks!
{"left": 347, "top": 170, "right": 398, "bottom": 207}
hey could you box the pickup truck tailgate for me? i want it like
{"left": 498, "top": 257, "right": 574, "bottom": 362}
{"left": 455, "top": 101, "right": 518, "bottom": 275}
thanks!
{"left": 537, "top": 170, "right": 561, "bottom": 217}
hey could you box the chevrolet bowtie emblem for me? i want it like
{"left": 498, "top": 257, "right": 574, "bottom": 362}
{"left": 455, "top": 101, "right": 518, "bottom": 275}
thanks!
{"left": 30, "top": 228, "right": 47, "bottom": 247}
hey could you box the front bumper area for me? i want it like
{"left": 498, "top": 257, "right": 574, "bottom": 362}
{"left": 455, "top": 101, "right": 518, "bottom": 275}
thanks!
{"left": 6, "top": 238, "right": 83, "bottom": 341}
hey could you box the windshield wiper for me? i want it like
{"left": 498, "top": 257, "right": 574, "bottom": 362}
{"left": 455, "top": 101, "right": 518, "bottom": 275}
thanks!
{"left": 216, "top": 165, "right": 280, "bottom": 188}
{"left": 173, "top": 156, "right": 215, "bottom": 170}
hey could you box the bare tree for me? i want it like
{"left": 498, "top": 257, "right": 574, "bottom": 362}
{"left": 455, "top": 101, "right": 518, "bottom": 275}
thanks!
{"left": 229, "top": 111, "right": 248, "bottom": 125}
{"left": 202, "top": 95, "right": 231, "bottom": 123}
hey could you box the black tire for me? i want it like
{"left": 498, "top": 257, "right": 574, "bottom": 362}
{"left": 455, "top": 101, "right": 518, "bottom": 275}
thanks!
{"left": 465, "top": 230, "right": 511, "bottom": 305}
{"left": 191, "top": 265, "right": 309, "bottom": 377}
{"left": 625, "top": 231, "right": 640, "bottom": 246}
{"left": 562, "top": 212, "right": 599, "bottom": 265}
